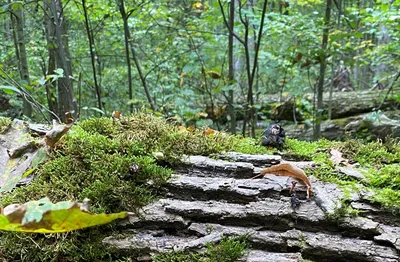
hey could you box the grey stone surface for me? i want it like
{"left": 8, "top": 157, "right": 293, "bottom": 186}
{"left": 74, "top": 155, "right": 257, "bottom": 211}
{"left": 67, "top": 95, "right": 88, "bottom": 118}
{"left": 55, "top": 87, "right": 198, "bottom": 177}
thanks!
{"left": 103, "top": 153, "right": 400, "bottom": 261}
{"left": 240, "top": 250, "right": 303, "bottom": 262}
{"left": 217, "top": 152, "right": 281, "bottom": 166}
{"left": 336, "top": 166, "right": 366, "bottom": 180}
{"left": 177, "top": 155, "right": 256, "bottom": 178}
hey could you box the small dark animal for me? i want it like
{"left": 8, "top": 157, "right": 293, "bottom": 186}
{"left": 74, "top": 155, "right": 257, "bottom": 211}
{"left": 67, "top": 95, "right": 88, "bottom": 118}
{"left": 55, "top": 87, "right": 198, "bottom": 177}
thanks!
{"left": 261, "top": 124, "right": 286, "bottom": 151}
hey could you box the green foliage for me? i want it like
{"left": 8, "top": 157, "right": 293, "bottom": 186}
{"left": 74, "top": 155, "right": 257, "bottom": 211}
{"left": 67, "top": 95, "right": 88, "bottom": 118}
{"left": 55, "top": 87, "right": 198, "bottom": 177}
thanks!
{"left": 0, "top": 116, "right": 11, "bottom": 133}
{"left": 153, "top": 236, "right": 248, "bottom": 262}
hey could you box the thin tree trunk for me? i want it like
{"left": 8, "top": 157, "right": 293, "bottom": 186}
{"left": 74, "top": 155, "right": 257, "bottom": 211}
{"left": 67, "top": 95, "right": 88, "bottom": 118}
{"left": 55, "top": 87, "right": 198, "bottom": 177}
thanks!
{"left": 228, "top": 0, "right": 236, "bottom": 134}
{"left": 119, "top": 0, "right": 134, "bottom": 113}
{"left": 130, "top": 44, "right": 156, "bottom": 111}
{"left": 82, "top": 0, "right": 102, "bottom": 111}
{"left": 246, "top": 0, "right": 268, "bottom": 137}
{"left": 119, "top": 0, "right": 156, "bottom": 112}
{"left": 314, "top": 0, "right": 332, "bottom": 140}
{"left": 10, "top": 2, "right": 32, "bottom": 117}
{"left": 43, "top": 0, "right": 57, "bottom": 116}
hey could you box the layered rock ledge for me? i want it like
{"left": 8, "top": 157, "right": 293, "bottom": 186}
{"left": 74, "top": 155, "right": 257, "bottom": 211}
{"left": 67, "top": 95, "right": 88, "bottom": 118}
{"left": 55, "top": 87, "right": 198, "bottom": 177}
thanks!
{"left": 103, "top": 153, "right": 400, "bottom": 261}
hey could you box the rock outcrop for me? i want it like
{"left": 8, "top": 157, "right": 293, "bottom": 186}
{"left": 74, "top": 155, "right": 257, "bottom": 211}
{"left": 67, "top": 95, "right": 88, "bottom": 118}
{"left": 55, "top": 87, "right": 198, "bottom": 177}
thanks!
{"left": 103, "top": 153, "right": 400, "bottom": 261}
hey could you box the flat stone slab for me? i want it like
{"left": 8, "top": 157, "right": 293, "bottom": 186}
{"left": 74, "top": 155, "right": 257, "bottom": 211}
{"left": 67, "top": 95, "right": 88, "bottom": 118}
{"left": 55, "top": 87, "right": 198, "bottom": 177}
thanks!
{"left": 177, "top": 155, "right": 256, "bottom": 178}
{"left": 216, "top": 152, "right": 281, "bottom": 166}
{"left": 240, "top": 250, "right": 303, "bottom": 262}
{"left": 165, "top": 174, "right": 304, "bottom": 203}
{"left": 336, "top": 166, "right": 366, "bottom": 181}
{"left": 189, "top": 223, "right": 399, "bottom": 262}
{"left": 104, "top": 152, "right": 400, "bottom": 261}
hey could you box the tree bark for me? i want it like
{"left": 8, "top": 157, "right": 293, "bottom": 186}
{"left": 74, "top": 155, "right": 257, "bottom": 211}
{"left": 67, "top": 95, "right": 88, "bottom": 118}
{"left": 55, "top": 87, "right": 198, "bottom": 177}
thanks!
{"left": 43, "top": 0, "right": 57, "bottom": 116}
{"left": 119, "top": 0, "right": 156, "bottom": 112}
{"left": 118, "top": 0, "right": 134, "bottom": 113}
{"left": 228, "top": 0, "right": 236, "bottom": 134}
{"left": 314, "top": 0, "right": 332, "bottom": 140}
{"left": 9, "top": 2, "right": 32, "bottom": 117}
{"left": 82, "top": 0, "right": 102, "bottom": 111}
{"left": 45, "top": 0, "right": 76, "bottom": 120}
{"left": 130, "top": 43, "right": 156, "bottom": 111}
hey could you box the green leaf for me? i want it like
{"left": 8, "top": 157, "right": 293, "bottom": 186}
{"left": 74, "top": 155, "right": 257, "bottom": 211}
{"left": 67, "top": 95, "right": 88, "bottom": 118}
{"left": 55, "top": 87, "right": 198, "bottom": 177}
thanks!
{"left": 0, "top": 198, "right": 127, "bottom": 233}
{"left": 0, "top": 85, "right": 21, "bottom": 95}
{"left": 54, "top": 68, "right": 64, "bottom": 76}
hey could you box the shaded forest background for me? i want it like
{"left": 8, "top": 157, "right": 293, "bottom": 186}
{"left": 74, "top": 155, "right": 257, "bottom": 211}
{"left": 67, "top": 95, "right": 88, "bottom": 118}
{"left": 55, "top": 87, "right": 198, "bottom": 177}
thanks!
{"left": 0, "top": 0, "right": 399, "bottom": 138}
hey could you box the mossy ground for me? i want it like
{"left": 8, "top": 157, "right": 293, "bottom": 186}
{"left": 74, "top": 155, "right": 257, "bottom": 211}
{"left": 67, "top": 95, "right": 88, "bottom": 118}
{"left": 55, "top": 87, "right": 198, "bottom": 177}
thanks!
{"left": 0, "top": 113, "right": 399, "bottom": 260}
{"left": 0, "top": 113, "right": 251, "bottom": 261}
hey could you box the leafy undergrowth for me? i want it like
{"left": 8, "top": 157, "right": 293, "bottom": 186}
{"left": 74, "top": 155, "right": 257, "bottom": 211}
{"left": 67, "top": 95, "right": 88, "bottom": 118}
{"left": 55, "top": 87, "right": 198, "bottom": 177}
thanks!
{"left": 153, "top": 236, "right": 248, "bottom": 262}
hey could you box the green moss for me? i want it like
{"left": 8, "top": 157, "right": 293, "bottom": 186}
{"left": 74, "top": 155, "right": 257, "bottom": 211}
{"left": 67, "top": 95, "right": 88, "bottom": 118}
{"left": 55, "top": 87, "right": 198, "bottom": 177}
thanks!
{"left": 367, "top": 164, "right": 400, "bottom": 190}
{"left": 285, "top": 138, "right": 336, "bottom": 161}
{"left": 339, "top": 139, "right": 400, "bottom": 167}
{"left": 362, "top": 164, "right": 400, "bottom": 213}
{"left": 116, "top": 112, "right": 239, "bottom": 163}
{"left": 0, "top": 116, "right": 11, "bottom": 133}
{"left": 325, "top": 201, "right": 360, "bottom": 223}
{"left": 0, "top": 227, "right": 123, "bottom": 262}
{"left": 0, "top": 116, "right": 174, "bottom": 260}
{"left": 153, "top": 236, "right": 248, "bottom": 262}
{"left": 370, "top": 188, "right": 400, "bottom": 215}
{"left": 231, "top": 136, "right": 270, "bottom": 154}
{"left": 1, "top": 126, "right": 171, "bottom": 213}
{"left": 79, "top": 117, "right": 121, "bottom": 137}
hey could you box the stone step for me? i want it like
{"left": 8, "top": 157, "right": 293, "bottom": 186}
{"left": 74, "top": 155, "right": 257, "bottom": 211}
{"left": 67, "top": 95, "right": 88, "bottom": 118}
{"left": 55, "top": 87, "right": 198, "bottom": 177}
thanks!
{"left": 176, "top": 155, "right": 317, "bottom": 179}
{"left": 216, "top": 152, "right": 282, "bottom": 167}
{"left": 103, "top": 222, "right": 398, "bottom": 262}
{"left": 165, "top": 174, "right": 307, "bottom": 204}
{"left": 103, "top": 229, "right": 304, "bottom": 262}
{"left": 240, "top": 250, "right": 303, "bottom": 262}
{"left": 189, "top": 223, "right": 399, "bottom": 262}
{"left": 120, "top": 199, "right": 393, "bottom": 240}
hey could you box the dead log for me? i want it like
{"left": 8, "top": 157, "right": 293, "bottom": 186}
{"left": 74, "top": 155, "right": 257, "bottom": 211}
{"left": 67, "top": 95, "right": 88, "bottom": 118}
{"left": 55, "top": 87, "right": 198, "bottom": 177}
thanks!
{"left": 261, "top": 90, "right": 398, "bottom": 121}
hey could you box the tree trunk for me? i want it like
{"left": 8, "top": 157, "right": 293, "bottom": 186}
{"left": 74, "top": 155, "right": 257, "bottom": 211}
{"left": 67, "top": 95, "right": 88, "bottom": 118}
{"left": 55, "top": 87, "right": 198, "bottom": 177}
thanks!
{"left": 129, "top": 43, "right": 157, "bottom": 111}
{"left": 9, "top": 2, "right": 32, "bottom": 117}
{"left": 82, "top": 0, "right": 102, "bottom": 111}
{"left": 119, "top": 0, "right": 156, "bottom": 112}
{"left": 118, "top": 0, "right": 134, "bottom": 113}
{"left": 45, "top": 0, "right": 76, "bottom": 120}
{"left": 43, "top": 0, "right": 57, "bottom": 117}
{"left": 314, "top": 0, "right": 332, "bottom": 140}
{"left": 228, "top": 0, "right": 236, "bottom": 134}
{"left": 246, "top": 0, "right": 268, "bottom": 138}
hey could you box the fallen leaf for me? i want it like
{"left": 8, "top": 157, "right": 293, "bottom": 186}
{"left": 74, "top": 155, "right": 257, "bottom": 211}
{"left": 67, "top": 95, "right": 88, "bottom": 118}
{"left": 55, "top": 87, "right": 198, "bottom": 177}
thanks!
{"left": 0, "top": 198, "right": 127, "bottom": 233}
